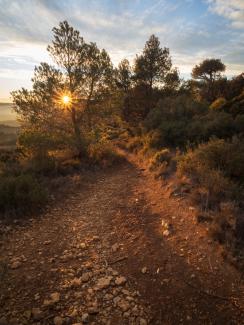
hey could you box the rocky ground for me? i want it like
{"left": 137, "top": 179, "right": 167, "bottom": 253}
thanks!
{"left": 0, "top": 153, "right": 243, "bottom": 324}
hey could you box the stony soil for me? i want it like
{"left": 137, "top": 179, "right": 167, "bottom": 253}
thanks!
{"left": 0, "top": 153, "right": 243, "bottom": 324}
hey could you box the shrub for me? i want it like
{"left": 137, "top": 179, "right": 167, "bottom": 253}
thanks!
{"left": 18, "top": 130, "right": 59, "bottom": 157}
{"left": 0, "top": 149, "right": 22, "bottom": 176}
{"left": 179, "top": 138, "right": 244, "bottom": 184}
{"left": 26, "top": 155, "right": 57, "bottom": 175}
{"left": 144, "top": 96, "right": 209, "bottom": 147}
{"left": 126, "top": 136, "right": 144, "bottom": 151}
{"left": 149, "top": 148, "right": 171, "bottom": 170}
{"left": 0, "top": 174, "right": 48, "bottom": 215}
{"left": 210, "top": 97, "right": 227, "bottom": 110}
{"left": 145, "top": 95, "right": 207, "bottom": 131}
{"left": 143, "top": 95, "right": 243, "bottom": 148}
{"left": 209, "top": 202, "right": 237, "bottom": 246}
{"left": 88, "top": 141, "right": 122, "bottom": 167}
{"left": 177, "top": 138, "right": 244, "bottom": 205}
{"left": 234, "top": 114, "right": 244, "bottom": 134}
{"left": 58, "top": 158, "right": 81, "bottom": 175}
{"left": 60, "top": 158, "right": 81, "bottom": 169}
{"left": 200, "top": 112, "right": 236, "bottom": 140}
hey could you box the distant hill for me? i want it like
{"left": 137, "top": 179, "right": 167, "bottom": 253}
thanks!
{"left": 0, "top": 103, "right": 18, "bottom": 126}
{"left": 0, "top": 124, "right": 19, "bottom": 134}
{"left": 0, "top": 120, "right": 19, "bottom": 127}
{"left": 0, "top": 123, "right": 19, "bottom": 149}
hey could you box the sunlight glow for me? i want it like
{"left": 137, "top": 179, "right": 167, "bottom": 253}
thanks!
{"left": 62, "top": 95, "right": 71, "bottom": 105}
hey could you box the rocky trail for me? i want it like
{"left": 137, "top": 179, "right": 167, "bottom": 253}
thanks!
{"left": 0, "top": 152, "right": 244, "bottom": 324}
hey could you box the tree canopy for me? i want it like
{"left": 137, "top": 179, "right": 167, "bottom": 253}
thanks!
{"left": 134, "top": 34, "right": 172, "bottom": 89}
{"left": 192, "top": 58, "right": 226, "bottom": 82}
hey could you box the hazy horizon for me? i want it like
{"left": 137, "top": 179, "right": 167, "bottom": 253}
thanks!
{"left": 0, "top": 102, "right": 17, "bottom": 124}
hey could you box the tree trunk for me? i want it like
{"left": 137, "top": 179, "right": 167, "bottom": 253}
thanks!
{"left": 86, "top": 79, "right": 94, "bottom": 129}
{"left": 71, "top": 107, "right": 84, "bottom": 157}
{"left": 147, "top": 77, "right": 153, "bottom": 116}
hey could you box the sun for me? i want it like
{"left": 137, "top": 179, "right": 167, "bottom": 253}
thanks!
{"left": 62, "top": 95, "right": 71, "bottom": 105}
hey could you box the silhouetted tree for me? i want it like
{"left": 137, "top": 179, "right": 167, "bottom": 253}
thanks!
{"left": 226, "top": 73, "right": 244, "bottom": 100}
{"left": 192, "top": 58, "right": 226, "bottom": 102}
{"left": 115, "top": 59, "right": 133, "bottom": 120}
{"left": 47, "top": 21, "right": 88, "bottom": 153}
{"left": 134, "top": 35, "right": 172, "bottom": 89}
{"left": 134, "top": 35, "right": 172, "bottom": 114}
{"left": 192, "top": 59, "right": 226, "bottom": 82}
{"left": 116, "top": 59, "right": 132, "bottom": 92}
{"left": 163, "top": 68, "right": 180, "bottom": 93}
{"left": 12, "top": 63, "right": 63, "bottom": 131}
{"left": 83, "top": 42, "right": 113, "bottom": 127}
{"left": 12, "top": 21, "right": 114, "bottom": 157}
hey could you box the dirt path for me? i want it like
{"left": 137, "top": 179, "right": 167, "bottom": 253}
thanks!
{"left": 0, "top": 153, "right": 244, "bottom": 324}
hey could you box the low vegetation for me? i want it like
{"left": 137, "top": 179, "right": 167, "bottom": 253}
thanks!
{"left": 0, "top": 174, "right": 47, "bottom": 215}
{"left": 0, "top": 124, "right": 18, "bottom": 149}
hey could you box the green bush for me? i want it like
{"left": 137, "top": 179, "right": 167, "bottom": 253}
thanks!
{"left": 0, "top": 149, "right": 21, "bottom": 176}
{"left": 198, "top": 111, "right": 236, "bottom": 141}
{"left": 145, "top": 95, "right": 207, "bottom": 131}
{"left": 88, "top": 141, "right": 122, "bottom": 167}
{"left": 26, "top": 155, "right": 57, "bottom": 175}
{"left": 18, "top": 130, "right": 59, "bottom": 157}
{"left": 144, "top": 95, "right": 208, "bottom": 147}
{"left": 177, "top": 138, "right": 244, "bottom": 203}
{"left": 143, "top": 95, "right": 244, "bottom": 148}
{"left": 0, "top": 174, "right": 47, "bottom": 215}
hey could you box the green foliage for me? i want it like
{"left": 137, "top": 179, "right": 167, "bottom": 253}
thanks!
{"left": 192, "top": 59, "right": 226, "bottom": 82}
{"left": 27, "top": 156, "right": 57, "bottom": 175}
{"left": 134, "top": 35, "right": 172, "bottom": 88}
{"left": 190, "top": 111, "right": 236, "bottom": 142}
{"left": 12, "top": 21, "right": 114, "bottom": 158}
{"left": 143, "top": 94, "right": 244, "bottom": 149}
{"left": 145, "top": 95, "right": 208, "bottom": 147}
{"left": 0, "top": 174, "right": 47, "bottom": 215}
{"left": 177, "top": 138, "right": 244, "bottom": 203}
{"left": 88, "top": 140, "right": 122, "bottom": 167}
{"left": 0, "top": 125, "right": 18, "bottom": 148}
{"left": 226, "top": 73, "right": 244, "bottom": 100}
{"left": 18, "top": 130, "right": 58, "bottom": 157}
{"left": 0, "top": 148, "right": 23, "bottom": 179}
{"left": 191, "top": 58, "right": 226, "bottom": 102}
{"left": 219, "top": 91, "right": 244, "bottom": 117}
{"left": 115, "top": 59, "right": 132, "bottom": 92}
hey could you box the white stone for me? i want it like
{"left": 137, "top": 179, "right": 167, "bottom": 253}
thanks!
{"left": 115, "top": 276, "right": 127, "bottom": 286}
{"left": 96, "top": 276, "right": 113, "bottom": 290}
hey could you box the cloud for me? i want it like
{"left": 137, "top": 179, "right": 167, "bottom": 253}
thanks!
{"left": 207, "top": 0, "right": 244, "bottom": 28}
{"left": 0, "top": 0, "right": 181, "bottom": 67}
{"left": 0, "top": 0, "right": 243, "bottom": 101}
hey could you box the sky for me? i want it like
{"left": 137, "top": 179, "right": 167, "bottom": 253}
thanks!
{"left": 0, "top": 0, "right": 243, "bottom": 102}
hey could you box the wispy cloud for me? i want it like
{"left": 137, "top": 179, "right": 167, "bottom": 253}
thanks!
{"left": 207, "top": 0, "right": 244, "bottom": 28}
{"left": 0, "top": 0, "right": 243, "bottom": 101}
